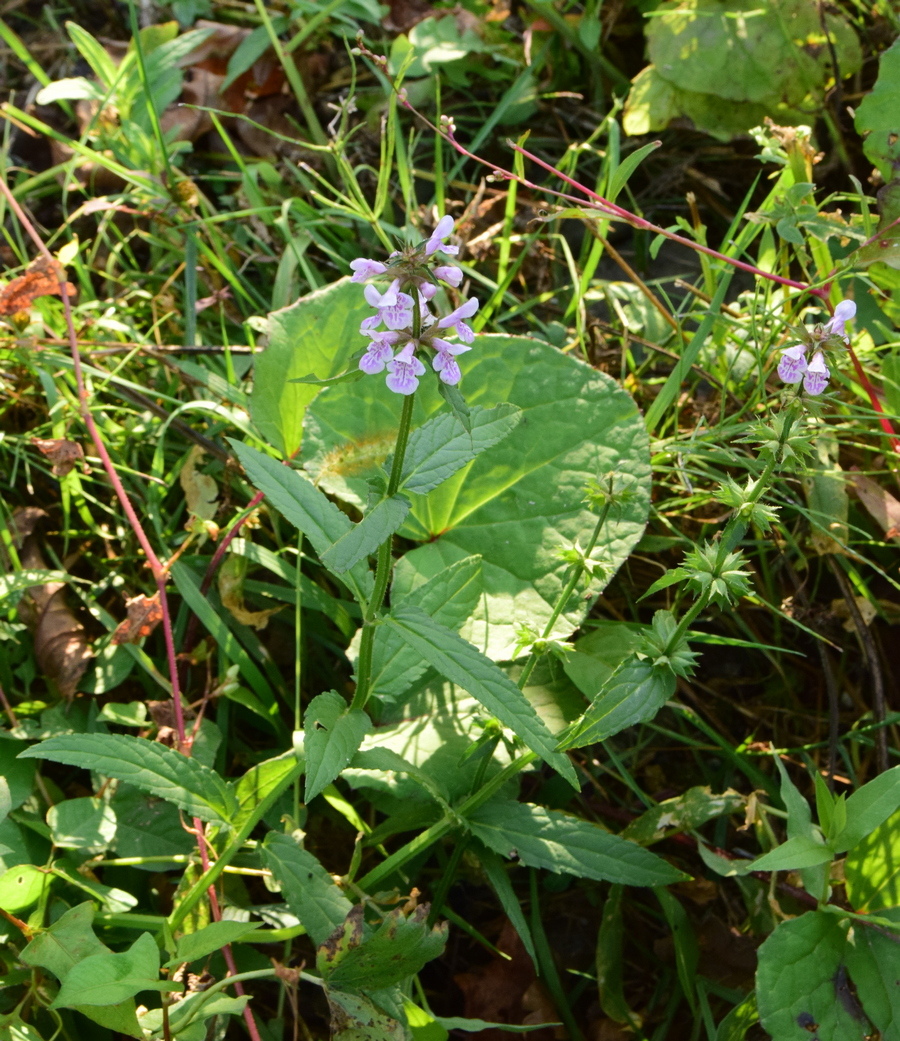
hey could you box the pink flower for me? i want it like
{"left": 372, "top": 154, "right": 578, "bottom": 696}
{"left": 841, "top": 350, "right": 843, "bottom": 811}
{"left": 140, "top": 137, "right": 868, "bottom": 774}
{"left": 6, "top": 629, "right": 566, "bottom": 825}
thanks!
{"left": 386, "top": 342, "right": 426, "bottom": 395}
{"left": 803, "top": 351, "right": 830, "bottom": 395}
{"left": 824, "top": 300, "right": 856, "bottom": 342}
{"left": 431, "top": 337, "right": 471, "bottom": 386}
{"left": 364, "top": 279, "right": 414, "bottom": 330}
{"left": 359, "top": 330, "right": 400, "bottom": 374}
{"left": 434, "top": 265, "right": 463, "bottom": 288}
{"left": 777, "top": 344, "right": 808, "bottom": 384}
{"left": 350, "top": 258, "right": 387, "bottom": 283}
{"left": 425, "top": 215, "right": 459, "bottom": 256}
{"left": 437, "top": 297, "right": 479, "bottom": 343}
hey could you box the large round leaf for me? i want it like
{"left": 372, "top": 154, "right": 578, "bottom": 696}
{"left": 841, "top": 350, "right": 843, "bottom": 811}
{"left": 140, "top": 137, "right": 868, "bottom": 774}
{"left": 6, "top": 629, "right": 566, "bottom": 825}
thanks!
{"left": 303, "top": 334, "right": 650, "bottom": 659}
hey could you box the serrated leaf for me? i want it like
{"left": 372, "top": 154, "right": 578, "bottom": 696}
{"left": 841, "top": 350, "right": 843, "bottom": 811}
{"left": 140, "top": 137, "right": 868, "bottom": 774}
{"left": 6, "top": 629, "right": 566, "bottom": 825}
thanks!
{"left": 326, "top": 988, "right": 406, "bottom": 1041}
{"left": 369, "top": 555, "right": 483, "bottom": 700}
{"left": 558, "top": 658, "right": 675, "bottom": 750}
{"left": 261, "top": 833, "right": 353, "bottom": 947}
{"left": 324, "top": 906, "right": 448, "bottom": 991}
{"left": 321, "top": 495, "right": 409, "bottom": 574}
{"left": 304, "top": 692, "right": 370, "bottom": 802}
{"left": 400, "top": 404, "right": 522, "bottom": 495}
{"left": 229, "top": 439, "right": 374, "bottom": 603}
{"left": 18, "top": 734, "right": 236, "bottom": 825}
{"left": 467, "top": 800, "right": 688, "bottom": 886}
{"left": 384, "top": 605, "right": 577, "bottom": 787}
{"left": 51, "top": 932, "right": 177, "bottom": 1008}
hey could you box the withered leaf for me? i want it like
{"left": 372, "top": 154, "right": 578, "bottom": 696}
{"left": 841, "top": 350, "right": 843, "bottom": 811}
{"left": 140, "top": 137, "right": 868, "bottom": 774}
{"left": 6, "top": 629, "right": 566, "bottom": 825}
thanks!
{"left": 31, "top": 438, "right": 86, "bottom": 477}
{"left": 0, "top": 255, "right": 77, "bottom": 316}
{"left": 111, "top": 593, "right": 164, "bottom": 645}
{"left": 849, "top": 471, "right": 900, "bottom": 541}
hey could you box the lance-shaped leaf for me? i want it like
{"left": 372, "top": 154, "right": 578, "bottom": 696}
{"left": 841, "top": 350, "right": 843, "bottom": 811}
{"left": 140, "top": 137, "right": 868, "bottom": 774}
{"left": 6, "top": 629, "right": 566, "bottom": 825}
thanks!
{"left": 321, "top": 495, "right": 409, "bottom": 574}
{"left": 368, "top": 555, "right": 482, "bottom": 700}
{"left": 262, "top": 833, "right": 353, "bottom": 947}
{"left": 19, "top": 734, "right": 236, "bottom": 825}
{"left": 467, "top": 800, "right": 687, "bottom": 886}
{"left": 230, "top": 439, "right": 373, "bottom": 602}
{"left": 400, "top": 404, "right": 522, "bottom": 494}
{"left": 304, "top": 691, "right": 370, "bottom": 802}
{"left": 557, "top": 658, "right": 675, "bottom": 750}
{"left": 384, "top": 604, "right": 577, "bottom": 787}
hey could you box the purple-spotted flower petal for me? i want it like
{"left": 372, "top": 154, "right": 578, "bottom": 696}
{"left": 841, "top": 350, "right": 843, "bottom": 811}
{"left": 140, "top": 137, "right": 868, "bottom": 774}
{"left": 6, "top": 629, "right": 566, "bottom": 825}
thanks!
{"left": 803, "top": 351, "right": 830, "bottom": 395}
{"left": 359, "top": 330, "right": 400, "bottom": 374}
{"left": 438, "top": 296, "right": 479, "bottom": 343}
{"left": 350, "top": 258, "right": 387, "bottom": 283}
{"left": 824, "top": 300, "right": 856, "bottom": 342}
{"left": 434, "top": 264, "right": 463, "bottom": 288}
{"left": 431, "top": 336, "right": 471, "bottom": 386}
{"left": 386, "top": 342, "right": 426, "bottom": 395}
{"left": 425, "top": 215, "right": 459, "bottom": 256}
{"left": 364, "top": 279, "right": 414, "bottom": 330}
{"left": 778, "top": 344, "right": 808, "bottom": 384}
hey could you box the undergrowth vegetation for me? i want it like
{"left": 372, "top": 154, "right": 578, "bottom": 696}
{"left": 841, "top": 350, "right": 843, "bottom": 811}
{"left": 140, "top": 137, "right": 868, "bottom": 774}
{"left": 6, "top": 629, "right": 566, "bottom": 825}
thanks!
{"left": 2, "top": 1, "right": 900, "bottom": 1039}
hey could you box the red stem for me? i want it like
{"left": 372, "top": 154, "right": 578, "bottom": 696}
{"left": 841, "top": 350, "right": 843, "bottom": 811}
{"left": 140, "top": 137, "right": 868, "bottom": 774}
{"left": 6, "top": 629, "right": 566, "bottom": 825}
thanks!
{"left": 846, "top": 343, "right": 900, "bottom": 453}
{"left": 0, "top": 179, "right": 189, "bottom": 747}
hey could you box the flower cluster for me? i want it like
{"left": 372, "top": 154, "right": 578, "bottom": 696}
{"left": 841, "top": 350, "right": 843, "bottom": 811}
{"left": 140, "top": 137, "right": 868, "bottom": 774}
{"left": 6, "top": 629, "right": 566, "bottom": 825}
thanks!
{"left": 349, "top": 216, "right": 478, "bottom": 395}
{"left": 777, "top": 300, "right": 856, "bottom": 396}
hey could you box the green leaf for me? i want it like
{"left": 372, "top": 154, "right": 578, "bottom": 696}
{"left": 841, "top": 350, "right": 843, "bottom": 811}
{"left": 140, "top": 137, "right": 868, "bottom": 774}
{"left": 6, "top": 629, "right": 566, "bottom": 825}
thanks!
{"left": 749, "top": 835, "right": 833, "bottom": 872}
{"left": 831, "top": 765, "right": 900, "bottom": 854}
{"left": 229, "top": 439, "right": 374, "bottom": 604}
{"left": 384, "top": 605, "right": 577, "bottom": 787}
{"left": 21, "top": 902, "right": 110, "bottom": 979}
{"left": 250, "top": 278, "right": 367, "bottom": 456}
{"left": 843, "top": 906, "right": 900, "bottom": 1040}
{"left": 400, "top": 404, "right": 522, "bottom": 495}
{"left": 261, "top": 833, "right": 353, "bottom": 947}
{"left": 467, "top": 800, "right": 688, "bottom": 886}
{"left": 655, "top": 887, "right": 698, "bottom": 1013}
{"left": 369, "top": 555, "right": 482, "bottom": 700}
{"left": 304, "top": 691, "right": 370, "bottom": 803}
{"left": 0, "top": 734, "right": 35, "bottom": 809}
{"left": 845, "top": 807, "right": 900, "bottom": 912}
{"left": 233, "top": 752, "right": 304, "bottom": 833}
{"left": 756, "top": 912, "right": 868, "bottom": 1041}
{"left": 558, "top": 658, "right": 675, "bottom": 750}
{"left": 622, "top": 786, "right": 745, "bottom": 846}
{"left": 0, "top": 864, "right": 51, "bottom": 912}
{"left": 20, "top": 903, "right": 144, "bottom": 1037}
{"left": 169, "top": 920, "right": 262, "bottom": 966}
{"left": 435, "top": 1019, "right": 561, "bottom": 1034}
{"left": 563, "top": 620, "right": 645, "bottom": 697}
{"left": 18, "top": 734, "right": 237, "bottom": 825}
{"left": 0, "top": 570, "right": 70, "bottom": 603}
{"left": 596, "top": 884, "right": 632, "bottom": 1024}
{"left": 325, "top": 989, "right": 405, "bottom": 1041}
{"left": 324, "top": 906, "right": 448, "bottom": 991}
{"left": 109, "top": 785, "right": 197, "bottom": 869}
{"left": 303, "top": 333, "right": 650, "bottom": 659}
{"left": 715, "top": 993, "right": 758, "bottom": 1041}
{"left": 476, "top": 845, "right": 537, "bottom": 967}
{"left": 855, "top": 37, "right": 900, "bottom": 181}
{"left": 321, "top": 495, "right": 410, "bottom": 574}
{"left": 51, "top": 932, "right": 176, "bottom": 1008}
{"left": 47, "top": 797, "right": 116, "bottom": 852}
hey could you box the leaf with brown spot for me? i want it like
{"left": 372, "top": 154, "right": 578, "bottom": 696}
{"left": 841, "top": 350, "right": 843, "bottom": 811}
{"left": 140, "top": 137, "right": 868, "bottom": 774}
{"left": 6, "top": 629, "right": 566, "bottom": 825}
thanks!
{"left": 31, "top": 438, "right": 86, "bottom": 477}
{"left": 111, "top": 593, "right": 164, "bottom": 645}
{"left": 0, "top": 256, "right": 77, "bottom": 316}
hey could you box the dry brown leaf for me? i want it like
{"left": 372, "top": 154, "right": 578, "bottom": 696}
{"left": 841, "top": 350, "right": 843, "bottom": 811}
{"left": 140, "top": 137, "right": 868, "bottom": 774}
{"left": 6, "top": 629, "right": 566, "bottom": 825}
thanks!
{"left": 111, "top": 593, "right": 164, "bottom": 645}
{"left": 218, "top": 555, "right": 281, "bottom": 631}
{"left": 0, "top": 256, "right": 77, "bottom": 316}
{"left": 31, "top": 437, "right": 86, "bottom": 477}
{"left": 849, "top": 470, "right": 900, "bottom": 541}
{"left": 180, "top": 446, "right": 219, "bottom": 537}
{"left": 11, "top": 506, "right": 91, "bottom": 699}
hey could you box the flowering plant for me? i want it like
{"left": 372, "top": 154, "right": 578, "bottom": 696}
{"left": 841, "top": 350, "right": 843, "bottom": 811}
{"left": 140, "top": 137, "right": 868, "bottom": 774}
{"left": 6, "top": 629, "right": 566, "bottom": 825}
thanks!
{"left": 351, "top": 215, "right": 478, "bottom": 395}
{"left": 776, "top": 299, "right": 856, "bottom": 395}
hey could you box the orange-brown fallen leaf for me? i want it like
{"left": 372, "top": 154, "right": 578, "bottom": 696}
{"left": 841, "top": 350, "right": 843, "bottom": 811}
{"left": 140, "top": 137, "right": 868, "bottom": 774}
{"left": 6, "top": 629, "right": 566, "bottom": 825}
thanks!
{"left": 111, "top": 593, "right": 164, "bottom": 645}
{"left": 0, "top": 256, "right": 76, "bottom": 316}
{"left": 31, "top": 438, "right": 86, "bottom": 477}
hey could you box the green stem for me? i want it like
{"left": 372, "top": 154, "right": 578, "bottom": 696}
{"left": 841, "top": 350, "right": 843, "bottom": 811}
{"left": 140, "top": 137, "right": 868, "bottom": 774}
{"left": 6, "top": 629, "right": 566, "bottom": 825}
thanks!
{"left": 357, "top": 752, "right": 538, "bottom": 892}
{"left": 167, "top": 758, "right": 303, "bottom": 932}
{"left": 517, "top": 498, "right": 613, "bottom": 689}
{"left": 352, "top": 324, "right": 419, "bottom": 711}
